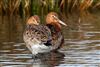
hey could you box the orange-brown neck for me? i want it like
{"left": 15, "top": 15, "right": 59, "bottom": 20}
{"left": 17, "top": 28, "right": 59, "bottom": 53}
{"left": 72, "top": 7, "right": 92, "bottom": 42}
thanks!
{"left": 47, "top": 22, "right": 61, "bottom": 32}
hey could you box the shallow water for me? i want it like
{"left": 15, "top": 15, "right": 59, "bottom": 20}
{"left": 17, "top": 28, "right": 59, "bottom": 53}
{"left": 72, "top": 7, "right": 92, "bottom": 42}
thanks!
{"left": 0, "top": 13, "right": 100, "bottom": 67}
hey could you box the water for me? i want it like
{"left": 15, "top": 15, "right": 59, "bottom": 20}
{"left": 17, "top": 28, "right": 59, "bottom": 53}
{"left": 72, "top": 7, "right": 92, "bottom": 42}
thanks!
{"left": 0, "top": 13, "right": 100, "bottom": 67}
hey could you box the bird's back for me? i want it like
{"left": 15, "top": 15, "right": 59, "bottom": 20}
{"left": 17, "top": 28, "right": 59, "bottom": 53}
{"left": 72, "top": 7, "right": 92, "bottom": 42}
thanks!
{"left": 23, "top": 24, "right": 53, "bottom": 55}
{"left": 23, "top": 24, "right": 52, "bottom": 45}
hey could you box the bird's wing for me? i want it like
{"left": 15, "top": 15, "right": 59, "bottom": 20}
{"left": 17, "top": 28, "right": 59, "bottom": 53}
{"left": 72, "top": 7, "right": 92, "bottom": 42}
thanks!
{"left": 24, "top": 25, "right": 52, "bottom": 45}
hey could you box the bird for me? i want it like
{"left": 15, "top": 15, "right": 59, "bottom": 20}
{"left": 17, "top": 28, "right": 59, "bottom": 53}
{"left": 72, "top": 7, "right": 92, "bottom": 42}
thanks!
{"left": 23, "top": 15, "right": 52, "bottom": 55}
{"left": 23, "top": 12, "right": 67, "bottom": 56}
{"left": 46, "top": 12, "right": 67, "bottom": 51}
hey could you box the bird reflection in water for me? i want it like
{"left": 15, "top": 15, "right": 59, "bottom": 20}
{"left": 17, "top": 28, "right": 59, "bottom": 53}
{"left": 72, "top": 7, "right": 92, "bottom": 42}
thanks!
{"left": 30, "top": 51, "right": 65, "bottom": 67}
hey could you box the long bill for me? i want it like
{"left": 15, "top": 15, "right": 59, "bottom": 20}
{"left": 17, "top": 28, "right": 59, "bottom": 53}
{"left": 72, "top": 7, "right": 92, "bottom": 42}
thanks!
{"left": 53, "top": 15, "right": 67, "bottom": 26}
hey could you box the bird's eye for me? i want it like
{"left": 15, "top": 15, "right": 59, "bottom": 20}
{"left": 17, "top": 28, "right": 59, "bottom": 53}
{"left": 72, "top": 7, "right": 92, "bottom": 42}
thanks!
{"left": 51, "top": 15, "right": 54, "bottom": 17}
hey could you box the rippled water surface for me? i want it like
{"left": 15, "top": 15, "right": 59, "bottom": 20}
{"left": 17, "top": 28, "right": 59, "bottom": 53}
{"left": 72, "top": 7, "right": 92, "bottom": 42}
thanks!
{"left": 0, "top": 13, "right": 100, "bottom": 67}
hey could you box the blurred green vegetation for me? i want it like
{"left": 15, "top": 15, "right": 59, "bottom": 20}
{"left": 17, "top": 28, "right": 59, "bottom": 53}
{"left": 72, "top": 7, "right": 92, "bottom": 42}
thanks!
{"left": 0, "top": 0, "right": 100, "bottom": 37}
{"left": 0, "top": 0, "right": 100, "bottom": 18}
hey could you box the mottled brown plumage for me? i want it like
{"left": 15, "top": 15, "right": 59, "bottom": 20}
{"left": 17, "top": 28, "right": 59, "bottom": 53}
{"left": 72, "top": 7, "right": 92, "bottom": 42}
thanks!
{"left": 23, "top": 15, "right": 52, "bottom": 55}
{"left": 23, "top": 12, "right": 67, "bottom": 55}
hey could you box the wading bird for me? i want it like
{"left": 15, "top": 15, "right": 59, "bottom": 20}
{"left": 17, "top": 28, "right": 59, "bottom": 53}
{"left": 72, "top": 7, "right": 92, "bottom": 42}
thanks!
{"left": 46, "top": 12, "right": 67, "bottom": 51}
{"left": 23, "top": 12, "right": 67, "bottom": 56}
{"left": 23, "top": 15, "right": 52, "bottom": 55}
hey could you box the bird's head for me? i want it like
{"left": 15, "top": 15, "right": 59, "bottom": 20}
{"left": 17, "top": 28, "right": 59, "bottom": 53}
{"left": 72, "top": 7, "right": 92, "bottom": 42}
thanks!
{"left": 27, "top": 15, "right": 40, "bottom": 25}
{"left": 46, "top": 12, "right": 67, "bottom": 31}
